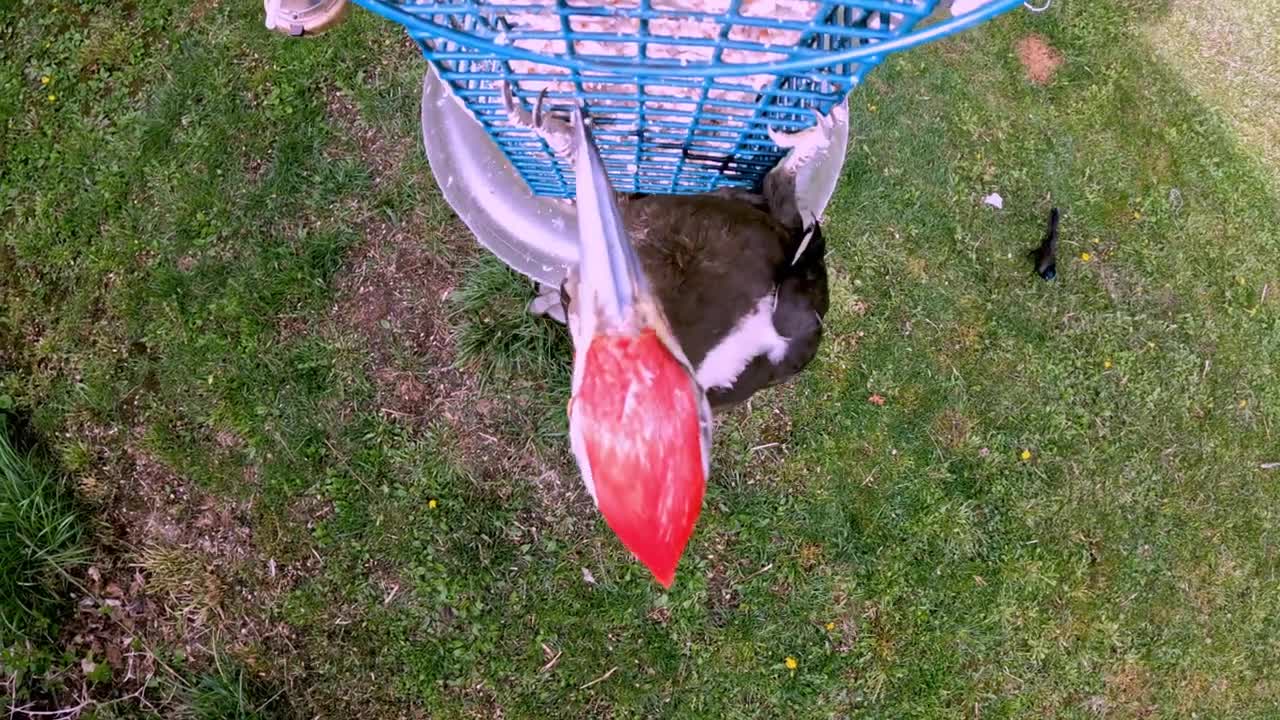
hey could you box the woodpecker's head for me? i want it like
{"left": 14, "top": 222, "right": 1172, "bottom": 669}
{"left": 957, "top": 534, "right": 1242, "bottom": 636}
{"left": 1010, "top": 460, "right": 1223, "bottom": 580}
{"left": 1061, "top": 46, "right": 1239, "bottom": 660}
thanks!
{"left": 563, "top": 106, "right": 712, "bottom": 588}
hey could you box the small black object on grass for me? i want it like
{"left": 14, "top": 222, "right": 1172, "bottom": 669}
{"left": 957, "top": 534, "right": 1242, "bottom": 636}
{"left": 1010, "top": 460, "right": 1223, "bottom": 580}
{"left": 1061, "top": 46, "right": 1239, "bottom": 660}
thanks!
{"left": 1030, "top": 207, "right": 1059, "bottom": 280}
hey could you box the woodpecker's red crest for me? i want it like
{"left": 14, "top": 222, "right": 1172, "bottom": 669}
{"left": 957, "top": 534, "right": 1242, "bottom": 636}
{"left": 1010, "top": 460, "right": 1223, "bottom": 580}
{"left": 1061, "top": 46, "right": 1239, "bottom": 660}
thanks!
{"left": 564, "top": 106, "right": 712, "bottom": 588}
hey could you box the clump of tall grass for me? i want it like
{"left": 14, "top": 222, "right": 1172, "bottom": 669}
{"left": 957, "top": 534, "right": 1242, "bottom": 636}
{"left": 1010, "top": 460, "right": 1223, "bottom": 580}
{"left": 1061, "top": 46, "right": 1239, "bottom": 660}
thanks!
{"left": 449, "top": 254, "right": 572, "bottom": 386}
{"left": 0, "top": 414, "right": 89, "bottom": 645}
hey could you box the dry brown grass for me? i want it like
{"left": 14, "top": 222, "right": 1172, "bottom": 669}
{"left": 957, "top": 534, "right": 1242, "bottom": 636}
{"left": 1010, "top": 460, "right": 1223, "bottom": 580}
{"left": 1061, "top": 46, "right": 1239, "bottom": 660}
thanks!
{"left": 1145, "top": 0, "right": 1280, "bottom": 186}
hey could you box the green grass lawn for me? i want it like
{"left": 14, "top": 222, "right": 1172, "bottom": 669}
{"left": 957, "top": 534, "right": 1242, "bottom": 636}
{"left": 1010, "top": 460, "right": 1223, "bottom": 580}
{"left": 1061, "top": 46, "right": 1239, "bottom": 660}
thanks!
{"left": 3, "top": 0, "right": 1279, "bottom": 717}
{"left": 1145, "top": 0, "right": 1280, "bottom": 191}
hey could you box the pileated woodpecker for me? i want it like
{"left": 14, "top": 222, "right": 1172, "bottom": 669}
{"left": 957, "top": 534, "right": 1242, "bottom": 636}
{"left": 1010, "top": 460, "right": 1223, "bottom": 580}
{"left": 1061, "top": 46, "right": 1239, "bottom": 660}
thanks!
{"left": 501, "top": 85, "right": 832, "bottom": 586}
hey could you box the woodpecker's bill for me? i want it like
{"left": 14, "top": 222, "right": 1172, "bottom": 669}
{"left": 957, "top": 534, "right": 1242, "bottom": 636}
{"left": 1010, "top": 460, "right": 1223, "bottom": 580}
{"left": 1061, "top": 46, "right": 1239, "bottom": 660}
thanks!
{"left": 564, "top": 105, "right": 714, "bottom": 589}
{"left": 502, "top": 85, "right": 833, "bottom": 586}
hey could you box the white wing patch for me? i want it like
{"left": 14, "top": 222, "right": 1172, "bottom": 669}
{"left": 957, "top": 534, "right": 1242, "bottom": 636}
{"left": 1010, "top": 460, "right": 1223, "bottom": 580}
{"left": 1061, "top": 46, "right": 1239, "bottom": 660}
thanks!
{"left": 695, "top": 295, "right": 788, "bottom": 391}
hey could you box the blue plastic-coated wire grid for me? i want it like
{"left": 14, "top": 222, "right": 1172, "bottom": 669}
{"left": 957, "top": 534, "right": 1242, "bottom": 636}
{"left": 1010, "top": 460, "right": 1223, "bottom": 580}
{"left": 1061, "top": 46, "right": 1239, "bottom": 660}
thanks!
{"left": 350, "top": 0, "right": 1024, "bottom": 197}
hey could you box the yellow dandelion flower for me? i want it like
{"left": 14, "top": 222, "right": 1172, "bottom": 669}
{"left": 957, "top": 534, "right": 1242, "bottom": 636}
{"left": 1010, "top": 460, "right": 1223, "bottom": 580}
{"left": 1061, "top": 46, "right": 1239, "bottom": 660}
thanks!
{"left": 428, "top": 498, "right": 438, "bottom": 509}
{"left": 47, "top": 93, "right": 57, "bottom": 103}
{"left": 1020, "top": 449, "right": 1032, "bottom": 461}
{"left": 1104, "top": 359, "right": 1113, "bottom": 370}
{"left": 784, "top": 656, "right": 798, "bottom": 670}
{"left": 1080, "top": 252, "right": 1092, "bottom": 262}
{"left": 41, "top": 75, "right": 51, "bottom": 85}
{"left": 825, "top": 622, "right": 836, "bottom": 631}
{"left": 1238, "top": 399, "right": 1248, "bottom": 409}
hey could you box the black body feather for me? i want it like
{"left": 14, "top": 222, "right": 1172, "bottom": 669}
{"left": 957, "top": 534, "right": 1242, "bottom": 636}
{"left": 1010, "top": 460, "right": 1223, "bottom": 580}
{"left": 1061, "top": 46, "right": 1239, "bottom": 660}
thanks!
{"left": 1032, "top": 207, "right": 1060, "bottom": 280}
{"left": 561, "top": 192, "right": 829, "bottom": 408}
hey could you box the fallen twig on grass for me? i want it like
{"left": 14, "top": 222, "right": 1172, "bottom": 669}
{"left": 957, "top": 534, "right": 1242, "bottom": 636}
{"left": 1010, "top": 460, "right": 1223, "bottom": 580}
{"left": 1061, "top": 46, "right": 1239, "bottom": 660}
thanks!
{"left": 579, "top": 666, "right": 617, "bottom": 690}
{"left": 540, "top": 643, "right": 562, "bottom": 673}
{"left": 739, "top": 563, "right": 774, "bottom": 584}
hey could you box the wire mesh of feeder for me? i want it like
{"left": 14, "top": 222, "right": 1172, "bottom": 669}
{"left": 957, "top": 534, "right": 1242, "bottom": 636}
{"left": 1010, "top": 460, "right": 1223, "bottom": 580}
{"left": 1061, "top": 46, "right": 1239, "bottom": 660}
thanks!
{"left": 351, "top": 0, "right": 1025, "bottom": 197}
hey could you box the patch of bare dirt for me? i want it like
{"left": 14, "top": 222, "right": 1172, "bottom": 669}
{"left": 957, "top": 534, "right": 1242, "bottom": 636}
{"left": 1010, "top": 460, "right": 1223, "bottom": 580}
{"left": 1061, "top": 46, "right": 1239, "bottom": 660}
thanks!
{"left": 703, "top": 532, "right": 745, "bottom": 626}
{"left": 321, "top": 82, "right": 475, "bottom": 422}
{"left": 324, "top": 87, "right": 412, "bottom": 186}
{"left": 744, "top": 392, "right": 798, "bottom": 447}
{"left": 828, "top": 590, "right": 867, "bottom": 656}
{"left": 1094, "top": 261, "right": 1141, "bottom": 303}
{"left": 1172, "top": 672, "right": 1231, "bottom": 716}
{"left": 329, "top": 215, "right": 454, "bottom": 382}
{"left": 1016, "top": 34, "right": 1065, "bottom": 86}
{"left": 1095, "top": 661, "right": 1158, "bottom": 718}
{"left": 712, "top": 387, "right": 804, "bottom": 493}
{"left": 321, "top": 102, "right": 588, "bottom": 528}
{"left": 453, "top": 683, "right": 508, "bottom": 720}
{"left": 243, "top": 153, "right": 269, "bottom": 185}
{"left": 42, "top": 419, "right": 300, "bottom": 716}
{"left": 325, "top": 215, "right": 581, "bottom": 524}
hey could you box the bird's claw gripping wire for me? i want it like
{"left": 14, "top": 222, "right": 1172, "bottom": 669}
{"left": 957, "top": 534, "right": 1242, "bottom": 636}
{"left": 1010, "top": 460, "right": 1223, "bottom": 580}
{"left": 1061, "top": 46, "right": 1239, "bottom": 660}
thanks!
{"left": 500, "top": 80, "right": 576, "bottom": 162}
{"left": 763, "top": 103, "right": 847, "bottom": 230}
{"left": 502, "top": 83, "right": 598, "bottom": 326}
{"left": 766, "top": 107, "right": 841, "bottom": 172}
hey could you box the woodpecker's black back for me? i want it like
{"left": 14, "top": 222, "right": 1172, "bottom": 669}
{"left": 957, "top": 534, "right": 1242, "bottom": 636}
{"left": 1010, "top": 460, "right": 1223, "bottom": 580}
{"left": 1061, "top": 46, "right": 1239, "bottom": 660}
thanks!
{"left": 561, "top": 192, "right": 829, "bottom": 409}
{"left": 710, "top": 221, "right": 828, "bottom": 407}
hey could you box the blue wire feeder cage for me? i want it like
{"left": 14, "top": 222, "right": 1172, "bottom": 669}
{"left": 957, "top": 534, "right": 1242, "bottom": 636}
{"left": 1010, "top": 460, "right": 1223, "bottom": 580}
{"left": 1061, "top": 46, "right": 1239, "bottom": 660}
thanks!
{"left": 341, "top": 0, "right": 1025, "bottom": 284}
